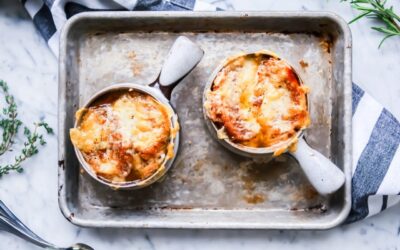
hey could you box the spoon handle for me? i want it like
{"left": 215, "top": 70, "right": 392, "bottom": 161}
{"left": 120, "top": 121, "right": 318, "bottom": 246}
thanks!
{"left": 0, "top": 201, "right": 44, "bottom": 240}
{"left": 0, "top": 200, "right": 57, "bottom": 249}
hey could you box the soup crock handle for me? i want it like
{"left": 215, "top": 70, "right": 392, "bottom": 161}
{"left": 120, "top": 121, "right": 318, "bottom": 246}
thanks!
{"left": 150, "top": 36, "right": 204, "bottom": 100}
{"left": 290, "top": 138, "right": 345, "bottom": 195}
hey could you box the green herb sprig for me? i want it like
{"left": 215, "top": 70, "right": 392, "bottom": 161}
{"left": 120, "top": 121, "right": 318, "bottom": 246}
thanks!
{"left": 0, "top": 80, "right": 53, "bottom": 177}
{"left": 0, "top": 81, "right": 22, "bottom": 156}
{"left": 344, "top": 0, "right": 400, "bottom": 47}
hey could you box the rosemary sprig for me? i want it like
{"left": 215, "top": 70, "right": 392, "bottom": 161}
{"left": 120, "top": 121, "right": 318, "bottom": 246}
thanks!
{"left": 344, "top": 0, "right": 400, "bottom": 47}
{"left": 0, "top": 80, "right": 53, "bottom": 177}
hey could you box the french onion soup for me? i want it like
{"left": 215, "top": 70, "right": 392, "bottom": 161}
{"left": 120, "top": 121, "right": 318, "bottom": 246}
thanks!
{"left": 70, "top": 90, "right": 177, "bottom": 183}
{"left": 204, "top": 52, "right": 310, "bottom": 155}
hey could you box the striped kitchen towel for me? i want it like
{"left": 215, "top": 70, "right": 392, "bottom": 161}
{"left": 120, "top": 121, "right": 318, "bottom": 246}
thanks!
{"left": 21, "top": 0, "right": 400, "bottom": 223}
{"left": 349, "top": 84, "right": 400, "bottom": 223}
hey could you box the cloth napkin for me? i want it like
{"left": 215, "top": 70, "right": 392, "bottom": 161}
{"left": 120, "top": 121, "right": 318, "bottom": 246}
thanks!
{"left": 21, "top": 0, "right": 400, "bottom": 223}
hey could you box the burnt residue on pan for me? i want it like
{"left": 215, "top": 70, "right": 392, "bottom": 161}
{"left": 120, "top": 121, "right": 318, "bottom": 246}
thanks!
{"left": 58, "top": 159, "right": 65, "bottom": 169}
{"left": 290, "top": 203, "right": 328, "bottom": 213}
{"left": 318, "top": 34, "right": 334, "bottom": 54}
{"left": 127, "top": 51, "right": 145, "bottom": 76}
{"left": 67, "top": 213, "right": 75, "bottom": 222}
{"left": 58, "top": 184, "right": 63, "bottom": 196}
{"left": 299, "top": 60, "right": 309, "bottom": 69}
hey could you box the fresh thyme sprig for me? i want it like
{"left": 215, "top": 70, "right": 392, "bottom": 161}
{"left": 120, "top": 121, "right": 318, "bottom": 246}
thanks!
{"left": 344, "top": 0, "right": 400, "bottom": 47}
{"left": 0, "top": 80, "right": 22, "bottom": 156}
{"left": 0, "top": 80, "right": 53, "bottom": 177}
{"left": 0, "top": 123, "right": 53, "bottom": 177}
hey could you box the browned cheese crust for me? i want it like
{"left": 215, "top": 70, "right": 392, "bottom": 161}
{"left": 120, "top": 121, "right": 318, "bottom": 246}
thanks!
{"left": 205, "top": 53, "right": 310, "bottom": 148}
{"left": 70, "top": 91, "right": 173, "bottom": 183}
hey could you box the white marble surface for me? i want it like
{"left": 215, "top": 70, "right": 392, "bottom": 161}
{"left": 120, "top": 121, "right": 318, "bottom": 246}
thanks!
{"left": 0, "top": 0, "right": 400, "bottom": 249}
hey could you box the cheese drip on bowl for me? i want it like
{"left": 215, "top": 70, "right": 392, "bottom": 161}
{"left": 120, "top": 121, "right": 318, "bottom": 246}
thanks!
{"left": 70, "top": 90, "right": 176, "bottom": 183}
{"left": 205, "top": 53, "right": 310, "bottom": 150}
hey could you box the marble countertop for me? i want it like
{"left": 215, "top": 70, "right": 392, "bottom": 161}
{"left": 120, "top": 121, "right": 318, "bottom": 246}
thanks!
{"left": 1, "top": 0, "right": 400, "bottom": 249}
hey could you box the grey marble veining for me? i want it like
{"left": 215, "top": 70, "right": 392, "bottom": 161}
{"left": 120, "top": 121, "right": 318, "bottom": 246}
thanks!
{"left": 0, "top": 0, "right": 400, "bottom": 249}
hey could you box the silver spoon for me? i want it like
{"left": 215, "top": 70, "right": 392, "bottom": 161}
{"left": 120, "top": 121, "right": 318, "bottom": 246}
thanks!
{"left": 0, "top": 201, "right": 93, "bottom": 250}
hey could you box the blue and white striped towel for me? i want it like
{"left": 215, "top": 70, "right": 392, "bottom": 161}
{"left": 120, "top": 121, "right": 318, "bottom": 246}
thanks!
{"left": 350, "top": 84, "right": 400, "bottom": 222}
{"left": 21, "top": 0, "right": 400, "bottom": 223}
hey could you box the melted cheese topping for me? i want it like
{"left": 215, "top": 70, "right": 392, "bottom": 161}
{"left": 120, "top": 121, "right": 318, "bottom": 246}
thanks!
{"left": 205, "top": 53, "right": 310, "bottom": 150}
{"left": 70, "top": 91, "right": 176, "bottom": 183}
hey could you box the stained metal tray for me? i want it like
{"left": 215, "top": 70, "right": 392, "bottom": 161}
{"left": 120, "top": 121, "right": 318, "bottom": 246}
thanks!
{"left": 58, "top": 11, "right": 352, "bottom": 229}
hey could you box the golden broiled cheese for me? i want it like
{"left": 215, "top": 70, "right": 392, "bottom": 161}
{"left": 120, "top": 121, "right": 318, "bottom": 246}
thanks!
{"left": 205, "top": 53, "right": 310, "bottom": 150}
{"left": 70, "top": 91, "right": 176, "bottom": 183}
{"left": 69, "top": 107, "right": 111, "bottom": 152}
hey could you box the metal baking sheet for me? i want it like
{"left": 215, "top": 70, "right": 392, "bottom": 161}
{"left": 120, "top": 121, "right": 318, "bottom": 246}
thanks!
{"left": 58, "top": 12, "right": 352, "bottom": 229}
